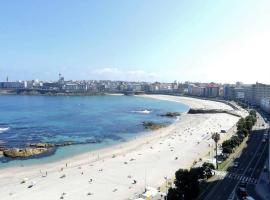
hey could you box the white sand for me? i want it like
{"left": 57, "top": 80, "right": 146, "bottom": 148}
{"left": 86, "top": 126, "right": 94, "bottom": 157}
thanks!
{"left": 0, "top": 95, "right": 246, "bottom": 200}
{"left": 140, "top": 94, "right": 234, "bottom": 110}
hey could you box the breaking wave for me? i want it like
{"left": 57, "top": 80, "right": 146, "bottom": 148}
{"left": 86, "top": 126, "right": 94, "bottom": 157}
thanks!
{"left": 0, "top": 127, "right": 10, "bottom": 133}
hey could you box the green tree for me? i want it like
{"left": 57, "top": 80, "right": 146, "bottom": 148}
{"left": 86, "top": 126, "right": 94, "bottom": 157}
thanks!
{"left": 249, "top": 110, "right": 256, "bottom": 117}
{"left": 167, "top": 169, "right": 200, "bottom": 200}
{"left": 222, "top": 146, "right": 233, "bottom": 154}
{"left": 237, "top": 118, "right": 245, "bottom": 131}
{"left": 167, "top": 188, "right": 182, "bottom": 200}
{"left": 202, "top": 162, "right": 215, "bottom": 179}
{"left": 244, "top": 118, "right": 253, "bottom": 131}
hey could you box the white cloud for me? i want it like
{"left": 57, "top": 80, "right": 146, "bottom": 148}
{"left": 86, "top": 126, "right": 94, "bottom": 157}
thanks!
{"left": 94, "top": 67, "right": 121, "bottom": 75}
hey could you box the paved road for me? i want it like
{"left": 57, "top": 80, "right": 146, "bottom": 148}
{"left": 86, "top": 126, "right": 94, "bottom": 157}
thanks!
{"left": 198, "top": 113, "right": 269, "bottom": 200}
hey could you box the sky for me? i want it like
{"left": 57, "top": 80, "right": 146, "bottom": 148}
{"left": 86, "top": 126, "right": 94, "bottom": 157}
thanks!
{"left": 0, "top": 0, "right": 270, "bottom": 84}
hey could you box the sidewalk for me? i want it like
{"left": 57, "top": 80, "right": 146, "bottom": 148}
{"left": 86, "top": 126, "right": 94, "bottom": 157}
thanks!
{"left": 255, "top": 162, "right": 270, "bottom": 200}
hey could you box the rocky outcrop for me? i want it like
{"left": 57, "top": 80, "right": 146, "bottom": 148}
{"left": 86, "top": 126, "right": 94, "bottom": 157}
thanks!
{"left": 55, "top": 141, "right": 76, "bottom": 146}
{"left": 188, "top": 109, "right": 241, "bottom": 117}
{"left": 85, "top": 138, "right": 102, "bottom": 144}
{"left": 0, "top": 139, "right": 102, "bottom": 159}
{"left": 160, "top": 112, "right": 181, "bottom": 117}
{"left": 1, "top": 142, "right": 55, "bottom": 158}
{"left": 2, "top": 147, "right": 50, "bottom": 158}
{"left": 29, "top": 143, "right": 55, "bottom": 148}
{"left": 142, "top": 121, "right": 168, "bottom": 130}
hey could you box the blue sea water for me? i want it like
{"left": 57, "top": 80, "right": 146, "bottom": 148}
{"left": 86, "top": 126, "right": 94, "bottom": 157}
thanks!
{"left": 0, "top": 95, "right": 189, "bottom": 167}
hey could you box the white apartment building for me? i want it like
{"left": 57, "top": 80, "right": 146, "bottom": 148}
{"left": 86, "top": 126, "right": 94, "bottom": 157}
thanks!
{"left": 261, "top": 98, "right": 270, "bottom": 113}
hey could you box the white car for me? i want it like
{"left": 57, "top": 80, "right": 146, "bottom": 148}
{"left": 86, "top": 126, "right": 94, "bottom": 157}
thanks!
{"left": 243, "top": 196, "right": 255, "bottom": 200}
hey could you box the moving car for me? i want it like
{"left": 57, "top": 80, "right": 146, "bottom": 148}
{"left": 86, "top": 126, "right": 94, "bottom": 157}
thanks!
{"left": 243, "top": 196, "right": 255, "bottom": 200}
{"left": 237, "top": 187, "right": 247, "bottom": 198}
{"left": 238, "top": 181, "right": 248, "bottom": 199}
{"left": 239, "top": 181, "right": 247, "bottom": 188}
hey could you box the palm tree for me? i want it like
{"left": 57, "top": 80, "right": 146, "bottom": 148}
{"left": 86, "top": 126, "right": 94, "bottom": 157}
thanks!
{"left": 212, "top": 132, "right": 220, "bottom": 169}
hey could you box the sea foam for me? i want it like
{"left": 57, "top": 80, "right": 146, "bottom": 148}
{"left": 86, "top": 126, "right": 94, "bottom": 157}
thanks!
{"left": 0, "top": 127, "right": 10, "bottom": 133}
{"left": 132, "top": 109, "right": 152, "bottom": 114}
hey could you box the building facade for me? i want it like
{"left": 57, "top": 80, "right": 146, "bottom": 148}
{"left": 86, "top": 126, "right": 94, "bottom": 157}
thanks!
{"left": 244, "top": 83, "right": 270, "bottom": 106}
{"left": 261, "top": 98, "right": 270, "bottom": 113}
{"left": 0, "top": 81, "right": 25, "bottom": 89}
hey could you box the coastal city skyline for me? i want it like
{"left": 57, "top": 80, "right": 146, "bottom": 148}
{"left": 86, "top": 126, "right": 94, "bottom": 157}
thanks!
{"left": 1, "top": 73, "right": 270, "bottom": 85}
{"left": 1, "top": 1, "right": 270, "bottom": 200}
{"left": 1, "top": 73, "right": 270, "bottom": 114}
{"left": 1, "top": 0, "right": 270, "bottom": 83}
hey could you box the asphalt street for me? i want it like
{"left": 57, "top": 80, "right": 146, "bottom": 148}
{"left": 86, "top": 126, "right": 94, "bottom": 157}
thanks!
{"left": 198, "top": 113, "right": 269, "bottom": 200}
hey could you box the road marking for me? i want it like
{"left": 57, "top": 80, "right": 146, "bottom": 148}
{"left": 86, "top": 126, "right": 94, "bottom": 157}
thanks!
{"left": 202, "top": 117, "right": 265, "bottom": 200}
{"left": 213, "top": 169, "right": 261, "bottom": 184}
{"left": 213, "top": 171, "right": 258, "bottom": 184}
{"left": 227, "top": 191, "right": 234, "bottom": 200}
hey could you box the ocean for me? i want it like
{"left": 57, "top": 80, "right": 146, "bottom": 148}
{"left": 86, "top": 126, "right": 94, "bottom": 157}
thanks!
{"left": 0, "top": 95, "right": 189, "bottom": 167}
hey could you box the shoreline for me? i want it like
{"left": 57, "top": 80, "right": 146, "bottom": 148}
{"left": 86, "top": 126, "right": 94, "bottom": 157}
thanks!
{"left": 0, "top": 91, "right": 125, "bottom": 97}
{"left": 0, "top": 111, "right": 182, "bottom": 169}
{"left": 0, "top": 94, "right": 200, "bottom": 167}
{"left": 0, "top": 95, "right": 247, "bottom": 200}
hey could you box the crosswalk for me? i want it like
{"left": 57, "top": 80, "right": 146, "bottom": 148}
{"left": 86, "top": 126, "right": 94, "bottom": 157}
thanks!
{"left": 213, "top": 170, "right": 257, "bottom": 184}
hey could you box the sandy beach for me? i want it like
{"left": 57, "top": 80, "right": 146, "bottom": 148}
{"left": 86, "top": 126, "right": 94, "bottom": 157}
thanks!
{"left": 0, "top": 95, "right": 247, "bottom": 200}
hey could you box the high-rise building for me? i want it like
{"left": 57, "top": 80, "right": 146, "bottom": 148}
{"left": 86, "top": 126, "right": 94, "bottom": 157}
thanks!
{"left": 244, "top": 83, "right": 270, "bottom": 106}
{"left": 261, "top": 98, "right": 270, "bottom": 113}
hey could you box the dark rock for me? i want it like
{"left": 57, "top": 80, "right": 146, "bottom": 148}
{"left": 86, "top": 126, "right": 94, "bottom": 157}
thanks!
{"left": 160, "top": 112, "right": 181, "bottom": 117}
{"left": 55, "top": 141, "right": 76, "bottom": 146}
{"left": 142, "top": 121, "right": 168, "bottom": 130}
{"left": 2, "top": 147, "right": 50, "bottom": 158}
{"left": 29, "top": 143, "right": 55, "bottom": 148}
{"left": 85, "top": 138, "right": 102, "bottom": 144}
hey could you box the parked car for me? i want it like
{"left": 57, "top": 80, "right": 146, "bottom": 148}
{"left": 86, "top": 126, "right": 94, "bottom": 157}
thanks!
{"left": 233, "top": 162, "right": 239, "bottom": 168}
